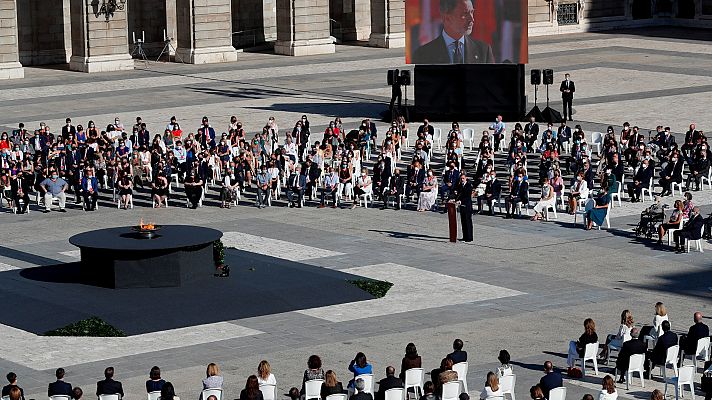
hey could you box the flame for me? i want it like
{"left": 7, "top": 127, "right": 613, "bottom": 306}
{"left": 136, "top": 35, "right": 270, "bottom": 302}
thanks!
{"left": 138, "top": 218, "right": 155, "bottom": 230}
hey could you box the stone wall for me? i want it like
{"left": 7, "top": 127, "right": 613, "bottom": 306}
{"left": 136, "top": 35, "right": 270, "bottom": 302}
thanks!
{"left": 17, "top": 0, "right": 70, "bottom": 65}
{"left": 231, "top": 0, "right": 277, "bottom": 47}
{"left": 0, "top": 0, "right": 23, "bottom": 78}
{"left": 175, "top": 0, "right": 237, "bottom": 63}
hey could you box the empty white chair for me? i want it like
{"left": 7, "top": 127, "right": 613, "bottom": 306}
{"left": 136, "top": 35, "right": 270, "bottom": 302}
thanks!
{"left": 681, "top": 336, "right": 711, "bottom": 370}
{"left": 201, "top": 388, "right": 222, "bottom": 400}
{"left": 260, "top": 384, "right": 277, "bottom": 400}
{"left": 385, "top": 388, "right": 404, "bottom": 400}
{"left": 452, "top": 362, "right": 468, "bottom": 393}
{"left": 51, "top": 396, "right": 73, "bottom": 400}
{"left": 98, "top": 395, "right": 121, "bottom": 400}
{"left": 668, "top": 365, "right": 694, "bottom": 400}
{"left": 499, "top": 374, "right": 516, "bottom": 400}
{"left": 659, "top": 345, "right": 680, "bottom": 396}
{"left": 326, "top": 395, "right": 347, "bottom": 400}
{"left": 147, "top": 392, "right": 161, "bottom": 400}
{"left": 305, "top": 379, "right": 324, "bottom": 400}
{"left": 548, "top": 387, "right": 566, "bottom": 400}
{"left": 441, "top": 381, "right": 460, "bottom": 400}
{"left": 462, "top": 128, "right": 475, "bottom": 151}
{"left": 433, "top": 128, "right": 442, "bottom": 150}
{"left": 573, "top": 342, "right": 599, "bottom": 377}
{"left": 403, "top": 368, "right": 425, "bottom": 400}
{"left": 616, "top": 354, "right": 645, "bottom": 390}
{"left": 591, "top": 132, "right": 603, "bottom": 154}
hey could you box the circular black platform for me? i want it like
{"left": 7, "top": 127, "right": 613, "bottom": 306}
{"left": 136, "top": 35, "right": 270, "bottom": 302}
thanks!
{"left": 70, "top": 225, "right": 222, "bottom": 289}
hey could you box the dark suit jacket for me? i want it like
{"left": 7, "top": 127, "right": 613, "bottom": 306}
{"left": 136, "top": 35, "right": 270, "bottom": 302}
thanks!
{"left": 447, "top": 350, "right": 467, "bottom": 364}
{"left": 560, "top": 80, "right": 575, "bottom": 99}
{"left": 538, "top": 372, "right": 563, "bottom": 399}
{"left": 2, "top": 385, "right": 25, "bottom": 400}
{"left": 681, "top": 214, "right": 704, "bottom": 240}
{"left": 96, "top": 378, "right": 124, "bottom": 397}
{"left": 81, "top": 176, "right": 99, "bottom": 193}
{"left": 525, "top": 123, "right": 539, "bottom": 139}
{"left": 455, "top": 181, "right": 473, "bottom": 209}
{"left": 413, "top": 35, "right": 494, "bottom": 64}
{"left": 48, "top": 380, "right": 73, "bottom": 397}
{"left": 350, "top": 392, "right": 374, "bottom": 400}
{"left": 417, "top": 125, "right": 434, "bottom": 137}
{"left": 615, "top": 338, "right": 646, "bottom": 373}
{"left": 685, "top": 322, "right": 710, "bottom": 354}
{"left": 376, "top": 376, "right": 403, "bottom": 400}
{"left": 634, "top": 165, "right": 654, "bottom": 186}
{"left": 662, "top": 160, "right": 684, "bottom": 182}
{"left": 652, "top": 331, "right": 678, "bottom": 365}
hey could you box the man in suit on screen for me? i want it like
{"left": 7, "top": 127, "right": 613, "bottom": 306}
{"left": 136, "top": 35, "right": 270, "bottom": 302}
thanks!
{"left": 413, "top": 0, "right": 494, "bottom": 64}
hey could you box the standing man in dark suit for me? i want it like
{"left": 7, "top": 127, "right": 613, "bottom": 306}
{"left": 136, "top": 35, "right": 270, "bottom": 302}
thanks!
{"left": 680, "top": 312, "right": 710, "bottom": 357}
{"left": 447, "top": 338, "right": 467, "bottom": 364}
{"left": 48, "top": 368, "right": 73, "bottom": 397}
{"left": 538, "top": 361, "right": 562, "bottom": 400}
{"left": 96, "top": 367, "right": 124, "bottom": 398}
{"left": 375, "top": 367, "right": 403, "bottom": 400}
{"left": 455, "top": 173, "right": 473, "bottom": 242}
{"left": 412, "top": 0, "right": 494, "bottom": 64}
{"left": 673, "top": 207, "right": 704, "bottom": 253}
{"left": 389, "top": 69, "right": 402, "bottom": 117}
{"left": 615, "top": 329, "right": 647, "bottom": 383}
{"left": 559, "top": 73, "right": 575, "bottom": 121}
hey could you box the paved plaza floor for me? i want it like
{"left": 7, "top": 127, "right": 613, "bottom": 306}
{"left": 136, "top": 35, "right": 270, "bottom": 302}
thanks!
{"left": 0, "top": 27, "right": 710, "bottom": 400}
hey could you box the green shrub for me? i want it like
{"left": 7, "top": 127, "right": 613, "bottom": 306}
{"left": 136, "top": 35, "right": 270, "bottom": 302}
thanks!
{"left": 348, "top": 279, "right": 393, "bottom": 298}
{"left": 44, "top": 317, "right": 126, "bottom": 337}
{"left": 213, "top": 239, "right": 225, "bottom": 265}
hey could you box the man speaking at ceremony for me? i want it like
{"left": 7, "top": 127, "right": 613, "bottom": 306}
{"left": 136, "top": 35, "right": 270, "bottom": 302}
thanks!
{"left": 413, "top": 0, "right": 494, "bottom": 64}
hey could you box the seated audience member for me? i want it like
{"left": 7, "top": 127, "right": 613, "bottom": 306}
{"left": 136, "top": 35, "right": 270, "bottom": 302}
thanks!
{"left": 49, "top": 368, "right": 73, "bottom": 397}
{"left": 146, "top": 366, "right": 165, "bottom": 393}
{"left": 287, "top": 165, "right": 307, "bottom": 208}
{"left": 202, "top": 363, "right": 223, "bottom": 389}
{"left": 496, "top": 350, "right": 513, "bottom": 377}
{"left": 529, "top": 386, "right": 544, "bottom": 400}
{"left": 302, "top": 355, "right": 326, "bottom": 395}
{"left": 479, "top": 372, "right": 502, "bottom": 400}
{"left": 531, "top": 177, "right": 555, "bottom": 221}
{"left": 419, "top": 382, "right": 437, "bottom": 400}
{"left": 352, "top": 168, "right": 372, "bottom": 209}
{"left": 448, "top": 339, "right": 467, "bottom": 364}
{"left": 600, "top": 310, "right": 634, "bottom": 361}
{"left": 539, "top": 361, "right": 562, "bottom": 399}
{"left": 81, "top": 167, "right": 99, "bottom": 211}
{"left": 239, "top": 376, "right": 263, "bottom": 400}
{"left": 614, "top": 328, "right": 646, "bottom": 383}
{"left": 96, "top": 367, "right": 124, "bottom": 398}
{"left": 649, "top": 320, "right": 678, "bottom": 371}
{"left": 672, "top": 206, "right": 704, "bottom": 253}
{"left": 417, "top": 169, "right": 438, "bottom": 212}
{"left": 184, "top": 171, "right": 204, "bottom": 209}
{"left": 658, "top": 200, "right": 684, "bottom": 245}
{"left": 686, "top": 147, "right": 710, "bottom": 191}
{"left": 376, "top": 367, "right": 403, "bottom": 400}
{"left": 585, "top": 185, "right": 610, "bottom": 230}
{"left": 3, "top": 373, "right": 24, "bottom": 400}
{"left": 680, "top": 312, "right": 710, "bottom": 357}
{"left": 567, "top": 171, "right": 588, "bottom": 214}
{"left": 597, "top": 376, "right": 617, "bottom": 400}
{"left": 40, "top": 168, "right": 68, "bottom": 213}
{"left": 567, "top": 318, "right": 598, "bottom": 371}
{"left": 627, "top": 159, "right": 653, "bottom": 203}
{"left": 152, "top": 172, "right": 169, "bottom": 208}
{"left": 72, "top": 387, "right": 83, "bottom": 400}
{"left": 117, "top": 174, "right": 133, "bottom": 209}
{"left": 320, "top": 166, "right": 338, "bottom": 208}
{"left": 10, "top": 170, "right": 31, "bottom": 214}
{"left": 431, "top": 358, "right": 454, "bottom": 396}
{"left": 477, "top": 171, "right": 501, "bottom": 215}
{"left": 350, "top": 379, "right": 373, "bottom": 400}
{"left": 321, "top": 370, "right": 344, "bottom": 400}
{"left": 658, "top": 153, "right": 683, "bottom": 197}
{"left": 160, "top": 382, "right": 179, "bottom": 400}
{"left": 440, "top": 162, "right": 460, "bottom": 203}
{"left": 400, "top": 343, "right": 422, "bottom": 381}
{"left": 348, "top": 352, "right": 373, "bottom": 388}
{"left": 504, "top": 170, "right": 528, "bottom": 218}
{"left": 257, "top": 360, "right": 276, "bottom": 386}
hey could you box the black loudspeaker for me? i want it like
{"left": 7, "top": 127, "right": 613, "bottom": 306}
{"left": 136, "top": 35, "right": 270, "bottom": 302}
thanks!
{"left": 387, "top": 69, "right": 400, "bottom": 86}
{"left": 543, "top": 69, "right": 554, "bottom": 85}
{"left": 400, "top": 70, "right": 411, "bottom": 86}
{"left": 530, "top": 69, "right": 541, "bottom": 85}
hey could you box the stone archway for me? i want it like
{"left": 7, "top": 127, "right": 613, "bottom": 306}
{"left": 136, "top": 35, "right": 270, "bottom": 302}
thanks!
{"left": 17, "top": 0, "right": 71, "bottom": 66}
{"left": 231, "top": 0, "right": 276, "bottom": 48}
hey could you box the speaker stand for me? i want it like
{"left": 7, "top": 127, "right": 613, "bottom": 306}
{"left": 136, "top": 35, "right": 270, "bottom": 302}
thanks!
{"left": 526, "top": 84, "right": 544, "bottom": 121}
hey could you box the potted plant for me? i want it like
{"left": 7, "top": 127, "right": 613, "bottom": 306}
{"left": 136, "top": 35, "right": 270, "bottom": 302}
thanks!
{"left": 213, "top": 240, "right": 229, "bottom": 277}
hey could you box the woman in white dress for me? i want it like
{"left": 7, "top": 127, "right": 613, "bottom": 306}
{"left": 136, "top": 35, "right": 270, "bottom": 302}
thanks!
{"left": 531, "top": 177, "right": 556, "bottom": 221}
{"left": 480, "top": 372, "right": 504, "bottom": 400}
{"left": 417, "top": 169, "right": 438, "bottom": 212}
{"left": 257, "top": 360, "right": 276, "bottom": 386}
{"left": 650, "top": 302, "right": 669, "bottom": 341}
{"left": 597, "top": 375, "right": 618, "bottom": 400}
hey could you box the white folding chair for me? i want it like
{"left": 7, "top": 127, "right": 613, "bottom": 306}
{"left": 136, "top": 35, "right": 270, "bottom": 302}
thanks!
{"left": 201, "top": 388, "right": 222, "bottom": 400}
{"left": 667, "top": 218, "right": 687, "bottom": 246}
{"left": 452, "top": 362, "right": 468, "bottom": 393}
{"left": 658, "top": 345, "right": 680, "bottom": 396}
{"left": 169, "top": 173, "right": 180, "bottom": 194}
{"left": 384, "top": 388, "right": 404, "bottom": 400}
{"left": 358, "top": 188, "right": 373, "bottom": 208}
{"left": 441, "top": 381, "right": 460, "bottom": 400}
{"left": 548, "top": 387, "right": 566, "bottom": 400}
{"left": 681, "top": 336, "right": 711, "bottom": 370}
{"left": 668, "top": 365, "right": 694, "bottom": 400}
{"left": 573, "top": 342, "right": 599, "bottom": 377}
{"left": 700, "top": 169, "right": 712, "bottom": 190}
{"left": 51, "top": 396, "right": 73, "bottom": 400}
{"left": 356, "top": 374, "right": 374, "bottom": 394}
{"left": 640, "top": 178, "right": 654, "bottom": 202}
{"left": 259, "top": 384, "right": 277, "bottom": 400}
{"left": 326, "top": 395, "right": 347, "bottom": 400}
{"left": 147, "top": 392, "right": 161, "bottom": 400}
{"left": 304, "top": 380, "right": 324, "bottom": 400}
{"left": 403, "top": 368, "right": 424, "bottom": 400}
{"left": 499, "top": 374, "right": 516, "bottom": 400}
{"left": 98, "top": 395, "right": 121, "bottom": 400}
{"left": 615, "top": 354, "right": 645, "bottom": 390}
{"left": 433, "top": 128, "right": 442, "bottom": 150}
{"left": 544, "top": 201, "right": 558, "bottom": 220}
{"left": 462, "top": 128, "right": 475, "bottom": 151}
{"left": 685, "top": 225, "right": 705, "bottom": 253}
{"left": 610, "top": 181, "right": 622, "bottom": 207}
{"left": 590, "top": 132, "right": 603, "bottom": 154}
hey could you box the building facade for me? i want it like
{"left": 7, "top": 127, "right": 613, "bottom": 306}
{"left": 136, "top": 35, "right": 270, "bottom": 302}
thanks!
{"left": 0, "top": 0, "right": 709, "bottom": 79}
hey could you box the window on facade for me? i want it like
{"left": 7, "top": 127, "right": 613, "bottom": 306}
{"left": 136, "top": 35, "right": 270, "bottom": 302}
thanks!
{"left": 557, "top": 3, "right": 579, "bottom": 25}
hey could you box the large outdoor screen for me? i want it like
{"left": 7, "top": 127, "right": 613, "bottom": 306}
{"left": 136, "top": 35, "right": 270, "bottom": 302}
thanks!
{"left": 405, "top": 0, "right": 528, "bottom": 64}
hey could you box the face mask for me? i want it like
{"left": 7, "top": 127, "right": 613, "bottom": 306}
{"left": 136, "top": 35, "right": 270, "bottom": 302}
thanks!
{"left": 51, "top": 174, "right": 58, "bottom": 179}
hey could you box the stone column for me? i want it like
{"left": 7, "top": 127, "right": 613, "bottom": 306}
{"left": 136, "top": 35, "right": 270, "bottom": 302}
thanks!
{"left": 175, "top": 0, "right": 237, "bottom": 64}
{"left": 166, "top": 0, "right": 177, "bottom": 55}
{"left": 369, "top": 0, "right": 404, "bottom": 48}
{"left": 69, "top": 0, "right": 133, "bottom": 73}
{"left": 274, "top": 0, "right": 335, "bottom": 56}
{"left": 0, "top": 0, "right": 24, "bottom": 79}
{"left": 340, "top": 0, "right": 371, "bottom": 41}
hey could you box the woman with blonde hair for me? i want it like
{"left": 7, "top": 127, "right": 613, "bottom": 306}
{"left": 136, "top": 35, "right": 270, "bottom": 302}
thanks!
{"left": 257, "top": 360, "right": 276, "bottom": 386}
{"left": 320, "top": 370, "right": 344, "bottom": 400}
{"left": 652, "top": 302, "right": 669, "bottom": 340}
{"left": 202, "top": 363, "right": 223, "bottom": 389}
{"left": 599, "top": 310, "right": 634, "bottom": 360}
{"left": 597, "top": 375, "right": 617, "bottom": 400}
{"left": 479, "top": 372, "right": 503, "bottom": 400}
{"left": 567, "top": 318, "right": 598, "bottom": 370}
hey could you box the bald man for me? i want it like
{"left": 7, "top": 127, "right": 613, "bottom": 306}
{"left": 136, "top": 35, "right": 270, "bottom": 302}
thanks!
{"left": 681, "top": 312, "right": 709, "bottom": 355}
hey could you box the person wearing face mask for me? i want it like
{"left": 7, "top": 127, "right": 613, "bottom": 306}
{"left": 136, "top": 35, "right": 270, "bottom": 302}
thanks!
{"left": 557, "top": 121, "right": 571, "bottom": 154}
{"left": 62, "top": 118, "right": 76, "bottom": 141}
{"left": 440, "top": 162, "right": 460, "bottom": 205}
{"left": 627, "top": 160, "right": 653, "bottom": 202}
{"left": 417, "top": 169, "right": 438, "bottom": 212}
{"left": 382, "top": 168, "right": 406, "bottom": 210}
{"left": 560, "top": 73, "right": 575, "bottom": 121}
{"left": 505, "top": 170, "right": 529, "bottom": 218}
{"left": 40, "top": 169, "right": 68, "bottom": 213}
{"left": 352, "top": 168, "right": 372, "bottom": 209}
{"left": 255, "top": 165, "right": 271, "bottom": 208}
{"left": 477, "top": 171, "right": 500, "bottom": 215}
{"left": 658, "top": 152, "right": 683, "bottom": 196}
{"left": 672, "top": 207, "right": 704, "bottom": 253}
{"left": 454, "top": 173, "right": 473, "bottom": 242}
{"left": 80, "top": 167, "right": 99, "bottom": 211}
{"left": 567, "top": 171, "right": 588, "bottom": 214}
{"left": 686, "top": 148, "right": 710, "bottom": 191}
{"left": 531, "top": 176, "right": 555, "bottom": 221}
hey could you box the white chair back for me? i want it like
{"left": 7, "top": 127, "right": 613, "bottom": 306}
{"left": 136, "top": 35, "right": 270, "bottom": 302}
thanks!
{"left": 147, "top": 392, "right": 161, "bottom": 400}
{"left": 51, "top": 396, "right": 72, "bottom": 400}
{"left": 201, "top": 388, "right": 223, "bottom": 400}
{"left": 629, "top": 354, "right": 645, "bottom": 371}
{"left": 305, "top": 379, "right": 324, "bottom": 400}
{"left": 583, "top": 342, "right": 598, "bottom": 359}
{"left": 326, "top": 395, "right": 347, "bottom": 400}
{"left": 403, "top": 368, "right": 424, "bottom": 392}
{"left": 441, "top": 381, "right": 460, "bottom": 400}
{"left": 98, "top": 395, "right": 121, "bottom": 400}
{"left": 259, "top": 384, "right": 277, "bottom": 400}
{"left": 355, "top": 374, "right": 374, "bottom": 394}
{"left": 678, "top": 365, "right": 694, "bottom": 384}
{"left": 696, "top": 336, "right": 711, "bottom": 359}
{"left": 548, "top": 387, "right": 567, "bottom": 400}
{"left": 452, "top": 362, "right": 468, "bottom": 381}
{"left": 499, "top": 374, "right": 515, "bottom": 396}
{"left": 666, "top": 345, "right": 680, "bottom": 365}
{"left": 384, "top": 388, "right": 404, "bottom": 400}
